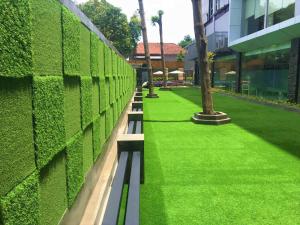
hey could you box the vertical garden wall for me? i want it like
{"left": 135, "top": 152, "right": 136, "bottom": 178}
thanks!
{"left": 0, "top": 0, "right": 136, "bottom": 224}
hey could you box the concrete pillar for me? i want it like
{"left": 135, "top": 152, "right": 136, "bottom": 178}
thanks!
{"left": 235, "top": 52, "right": 242, "bottom": 93}
{"left": 288, "top": 38, "right": 300, "bottom": 103}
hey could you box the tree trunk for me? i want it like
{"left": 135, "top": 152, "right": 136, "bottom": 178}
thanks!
{"left": 138, "top": 0, "right": 154, "bottom": 96}
{"left": 159, "top": 15, "right": 167, "bottom": 88}
{"left": 191, "top": 0, "right": 214, "bottom": 115}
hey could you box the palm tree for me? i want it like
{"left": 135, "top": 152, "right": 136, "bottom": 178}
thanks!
{"left": 151, "top": 10, "right": 168, "bottom": 89}
{"left": 191, "top": 0, "right": 230, "bottom": 124}
{"left": 138, "top": 0, "right": 158, "bottom": 98}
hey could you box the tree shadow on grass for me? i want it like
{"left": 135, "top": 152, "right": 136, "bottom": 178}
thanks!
{"left": 171, "top": 87, "right": 300, "bottom": 159}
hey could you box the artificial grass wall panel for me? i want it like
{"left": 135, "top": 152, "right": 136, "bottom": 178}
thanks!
{"left": 62, "top": 6, "right": 80, "bottom": 76}
{"left": 66, "top": 133, "right": 83, "bottom": 207}
{"left": 80, "top": 77, "right": 93, "bottom": 130}
{"left": 83, "top": 125, "right": 93, "bottom": 177}
{"left": 0, "top": 77, "right": 36, "bottom": 196}
{"left": 104, "top": 46, "right": 112, "bottom": 77}
{"left": 39, "top": 152, "right": 67, "bottom": 225}
{"left": 113, "top": 102, "right": 117, "bottom": 126}
{"left": 80, "top": 24, "right": 91, "bottom": 76}
{"left": 33, "top": 76, "right": 65, "bottom": 169}
{"left": 92, "top": 78, "right": 100, "bottom": 119}
{"left": 99, "top": 41, "right": 105, "bottom": 78}
{"left": 105, "top": 110, "right": 110, "bottom": 140}
{"left": 99, "top": 78, "right": 106, "bottom": 113}
{"left": 116, "top": 77, "right": 120, "bottom": 99}
{"left": 109, "top": 77, "right": 115, "bottom": 104}
{"left": 31, "top": 0, "right": 62, "bottom": 76}
{"left": 100, "top": 112, "right": 106, "bottom": 148}
{"left": 0, "top": 0, "right": 32, "bottom": 77}
{"left": 64, "top": 77, "right": 81, "bottom": 140}
{"left": 105, "top": 78, "right": 110, "bottom": 110}
{"left": 90, "top": 33, "right": 100, "bottom": 77}
{"left": 92, "top": 116, "right": 101, "bottom": 161}
{"left": 0, "top": 173, "right": 39, "bottom": 225}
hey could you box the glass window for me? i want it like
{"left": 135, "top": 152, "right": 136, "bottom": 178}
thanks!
{"left": 214, "top": 55, "right": 237, "bottom": 91}
{"left": 268, "top": 0, "right": 295, "bottom": 26}
{"left": 216, "top": 0, "right": 229, "bottom": 11}
{"left": 241, "top": 43, "right": 290, "bottom": 100}
{"left": 243, "top": 0, "right": 266, "bottom": 36}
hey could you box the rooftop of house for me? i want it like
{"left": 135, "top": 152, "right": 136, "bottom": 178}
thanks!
{"left": 135, "top": 43, "right": 185, "bottom": 56}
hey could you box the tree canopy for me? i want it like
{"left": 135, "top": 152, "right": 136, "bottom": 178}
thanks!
{"left": 80, "top": 0, "right": 141, "bottom": 57}
{"left": 178, "top": 35, "right": 194, "bottom": 49}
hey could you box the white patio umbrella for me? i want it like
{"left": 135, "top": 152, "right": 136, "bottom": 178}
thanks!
{"left": 225, "top": 71, "right": 236, "bottom": 75}
{"left": 169, "top": 70, "right": 184, "bottom": 74}
{"left": 153, "top": 71, "right": 163, "bottom": 75}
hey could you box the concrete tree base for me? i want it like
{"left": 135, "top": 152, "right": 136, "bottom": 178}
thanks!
{"left": 146, "top": 93, "right": 159, "bottom": 98}
{"left": 192, "top": 111, "right": 231, "bottom": 125}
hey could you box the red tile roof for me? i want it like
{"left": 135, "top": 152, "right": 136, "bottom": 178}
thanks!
{"left": 136, "top": 43, "right": 184, "bottom": 55}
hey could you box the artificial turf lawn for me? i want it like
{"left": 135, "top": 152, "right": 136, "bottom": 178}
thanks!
{"left": 141, "top": 87, "right": 300, "bottom": 225}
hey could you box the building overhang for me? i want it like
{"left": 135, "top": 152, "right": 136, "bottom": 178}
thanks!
{"left": 229, "top": 16, "right": 300, "bottom": 52}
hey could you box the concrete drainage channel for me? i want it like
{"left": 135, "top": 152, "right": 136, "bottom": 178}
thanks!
{"left": 100, "top": 90, "right": 144, "bottom": 225}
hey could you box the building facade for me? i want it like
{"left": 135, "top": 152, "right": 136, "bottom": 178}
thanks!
{"left": 228, "top": 0, "right": 300, "bottom": 102}
{"left": 130, "top": 43, "right": 185, "bottom": 83}
{"left": 185, "top": 0, "right": 234, "bottom": 86}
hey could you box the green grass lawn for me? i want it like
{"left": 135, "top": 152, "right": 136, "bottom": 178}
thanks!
{"left": 140, "top": 87, "right": 300, "bottom": 225}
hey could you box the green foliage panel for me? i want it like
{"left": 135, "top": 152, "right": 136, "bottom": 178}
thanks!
{"left": 104, "top": 46, "right": 112, "bottom": 77}
{"left": 111, "top": 77, "right": 116, "bottom": 104}
{"left": 100, "top": 112, "right": 106, "bottom": 149}
{"left": 83, "top": 125, "right": 93, "bottom": 177}
{"left": 0, "top": 78, "right": 35, "bottom": 196}
{"left": 33, "top": 76, "right": 65, "bottom": 169}
{"left": 80, "top": 77, "right": 93, "bottom": 130}
{"left": 64, "top": 77, "right": 81, "bottom": 140}
{"left": 99, "top": 41, "right": 105, "bottom": 78}
{"left": 66, "top": 133, "right": 83, "bottom": 207}
{"left": 105, "top": 78, "right": 110, "bottom": 109}
{"left": 0, "top": 0, "right": 32, "bottom": 77}
{"left": 31, "top": 0, "right": 62, "bottom": 76}
{"left": 90, "top": 33, "right": 100, "bottom": 77}
{"left": 105, "top": 109, "right": 110, "bottom": 141}
{"left": 116, "top": 77, "right": 120, "bottom": 100}
{"left": 113, "top": 102, "right": 118, "bottom": 126}
{"left": 92, "top": 116, "right": 101, "bottom": 161}
{"left": 62, "top": 6, "right": 80, "bottom": 76}
{"left": 0, "top": 173, "right": 39, "bottom": 225}
{"left": 80, "top": 24, "right": 91, "bottom": 76}
{"left": 92, "top": 78, "right": 100, "bottom": 119}
{"left": 99, "top": 78, "right": 106, "bottom": 113}
{"left": 39, "top": 153, "right": 67, "bottom": 225}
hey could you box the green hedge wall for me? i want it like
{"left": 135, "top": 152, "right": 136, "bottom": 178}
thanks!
{"left": 0, "top": 1, "right": 136, "bottom": 225}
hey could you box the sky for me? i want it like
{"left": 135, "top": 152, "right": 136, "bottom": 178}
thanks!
{"left": 75, "top": 0, "right": 194, "bottom": 44}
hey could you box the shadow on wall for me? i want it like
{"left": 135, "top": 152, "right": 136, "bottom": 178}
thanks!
{"left": 171, "top": 87, "right": 300, "bottom": 159}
